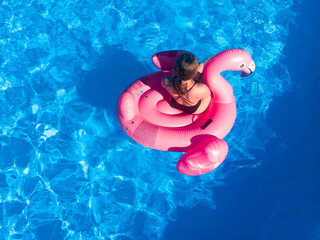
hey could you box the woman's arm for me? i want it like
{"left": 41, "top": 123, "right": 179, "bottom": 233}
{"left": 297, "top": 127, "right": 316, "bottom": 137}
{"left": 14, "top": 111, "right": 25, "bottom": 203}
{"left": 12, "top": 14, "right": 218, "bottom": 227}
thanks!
{"left": 194, "top": 63, "right": 204, "bottom": 83}
{"left": 161, "top": 77, "right": 166, "bottom": 89}
{"left": 197, "top": 63, "right": 204, "bottom": 73}
{"left": 196, "top": 83, "right": 211, "bottom": 99}
{"left": 161, "top": 76, "right": 175, "bottom": 95}
{"left": 161, "top": 76, "right": 171, "bottom": 89}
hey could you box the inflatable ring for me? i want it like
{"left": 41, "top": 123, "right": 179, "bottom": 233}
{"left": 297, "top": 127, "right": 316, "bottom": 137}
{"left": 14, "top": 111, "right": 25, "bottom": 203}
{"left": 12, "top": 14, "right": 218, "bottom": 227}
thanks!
{"left": 117, "top": 49, "right": 255, "bottom": 176}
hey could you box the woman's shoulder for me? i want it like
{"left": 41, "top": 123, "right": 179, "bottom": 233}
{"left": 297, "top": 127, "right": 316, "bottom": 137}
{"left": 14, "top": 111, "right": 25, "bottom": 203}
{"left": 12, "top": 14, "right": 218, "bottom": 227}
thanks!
{"left": 162, "top": 75, "right": 174, "bottom": 81}
{"left": 195, "top": 81, "right": 207, "bottom": 88}
{"left": 161, "top": 75, "right": 174, "bottom": 89}
{"left": 162, "top": 75, "right": 174, "bottom": 84}
{"left": 193, "top": 82, "right": 211, "bottom": 96}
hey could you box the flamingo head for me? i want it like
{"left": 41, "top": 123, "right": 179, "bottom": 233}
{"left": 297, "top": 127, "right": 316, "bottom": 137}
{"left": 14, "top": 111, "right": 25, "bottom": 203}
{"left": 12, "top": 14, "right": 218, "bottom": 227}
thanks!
{"left": 240, "top": 60, "right": 255, "bottom": 77}
{"left": 203, "top": 49, "right": 255, "bottom": 80}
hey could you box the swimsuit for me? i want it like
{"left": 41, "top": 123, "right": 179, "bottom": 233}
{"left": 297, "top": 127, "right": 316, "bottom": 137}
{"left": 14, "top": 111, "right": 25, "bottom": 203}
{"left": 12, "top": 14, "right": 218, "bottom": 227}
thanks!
{"left": 170, "top": 77, "right": 201, "bottom": 114}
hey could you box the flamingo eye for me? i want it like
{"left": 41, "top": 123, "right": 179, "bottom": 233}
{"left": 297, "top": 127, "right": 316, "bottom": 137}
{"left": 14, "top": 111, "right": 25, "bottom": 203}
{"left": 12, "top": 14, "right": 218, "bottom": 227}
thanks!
{"left": 240, "top": 63, "right": 245, "bottom": 68}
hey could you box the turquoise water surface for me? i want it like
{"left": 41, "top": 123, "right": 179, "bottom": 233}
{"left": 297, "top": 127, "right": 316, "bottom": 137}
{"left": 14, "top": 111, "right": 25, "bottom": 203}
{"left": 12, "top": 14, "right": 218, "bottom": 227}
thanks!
{"left": 0, "top": 0, "right": 306, "bottom": 239}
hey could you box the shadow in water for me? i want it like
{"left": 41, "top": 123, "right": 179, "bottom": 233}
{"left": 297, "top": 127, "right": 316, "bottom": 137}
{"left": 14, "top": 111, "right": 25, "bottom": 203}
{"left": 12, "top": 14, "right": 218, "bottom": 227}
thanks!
{"left": 77, "top": 47, "right": 151, "bottom": 112}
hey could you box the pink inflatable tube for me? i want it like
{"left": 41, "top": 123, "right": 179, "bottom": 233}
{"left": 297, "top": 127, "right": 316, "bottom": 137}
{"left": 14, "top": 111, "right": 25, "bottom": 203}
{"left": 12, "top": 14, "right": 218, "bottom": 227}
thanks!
{"left": 117, "top": 49, "right": 255, "bottom": 176}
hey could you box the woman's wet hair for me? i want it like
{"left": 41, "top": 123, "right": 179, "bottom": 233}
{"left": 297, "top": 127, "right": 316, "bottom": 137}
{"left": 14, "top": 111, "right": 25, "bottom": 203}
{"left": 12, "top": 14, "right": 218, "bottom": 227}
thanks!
{"left": 174, "top": 53, "right": 198, "bottom": 81}
{"left": 174, "top": 53, "right": 198, "bottom": 95}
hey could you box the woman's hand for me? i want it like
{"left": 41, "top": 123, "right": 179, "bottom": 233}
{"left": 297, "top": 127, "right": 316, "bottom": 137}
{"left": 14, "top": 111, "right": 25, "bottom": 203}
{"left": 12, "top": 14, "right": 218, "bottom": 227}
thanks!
{"left": 193, "top": 63, "right": 204, "bottom": 83}
{"left": 197, "top": 63, "right": 204, "bottom": 74}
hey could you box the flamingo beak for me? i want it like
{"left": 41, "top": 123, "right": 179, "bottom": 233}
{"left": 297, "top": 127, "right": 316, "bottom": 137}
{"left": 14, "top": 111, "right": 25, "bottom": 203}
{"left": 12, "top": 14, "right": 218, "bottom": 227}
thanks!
{"left": 241, "top": 60, "right": 255, "bottom": 77}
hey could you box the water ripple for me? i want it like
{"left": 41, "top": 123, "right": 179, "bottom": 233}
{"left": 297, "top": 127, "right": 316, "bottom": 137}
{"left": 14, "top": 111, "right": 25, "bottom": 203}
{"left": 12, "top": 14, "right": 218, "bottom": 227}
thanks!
{"left": 0, "top": 0, "right": 295, "bottom": 239}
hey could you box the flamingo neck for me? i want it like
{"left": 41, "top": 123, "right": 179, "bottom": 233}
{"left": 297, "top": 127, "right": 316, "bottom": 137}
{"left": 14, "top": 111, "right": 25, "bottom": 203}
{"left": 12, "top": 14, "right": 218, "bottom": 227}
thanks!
{"left": 203, "top": 49, "right": 249, "bottom": 103}
{"left": 203, "top": 65, "right": 234, "bottom": 104}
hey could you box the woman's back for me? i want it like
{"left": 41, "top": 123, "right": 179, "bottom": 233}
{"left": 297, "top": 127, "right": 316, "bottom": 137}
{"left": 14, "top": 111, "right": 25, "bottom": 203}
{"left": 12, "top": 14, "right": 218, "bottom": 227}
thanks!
{"left": 162, "top": 75, "right": 211, "bottom": 114}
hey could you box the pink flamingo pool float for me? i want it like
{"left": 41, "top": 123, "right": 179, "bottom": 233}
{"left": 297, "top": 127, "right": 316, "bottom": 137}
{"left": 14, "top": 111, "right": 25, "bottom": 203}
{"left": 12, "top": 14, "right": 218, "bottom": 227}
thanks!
{"left": 117, "top": 49, "right": 255, "bottom": 176}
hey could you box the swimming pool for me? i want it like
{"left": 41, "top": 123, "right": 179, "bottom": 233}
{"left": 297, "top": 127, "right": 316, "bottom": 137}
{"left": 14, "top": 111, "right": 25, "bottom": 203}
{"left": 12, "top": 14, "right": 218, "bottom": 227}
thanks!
{"left": 0, "top": 0, "right": 319, "bottom": 239}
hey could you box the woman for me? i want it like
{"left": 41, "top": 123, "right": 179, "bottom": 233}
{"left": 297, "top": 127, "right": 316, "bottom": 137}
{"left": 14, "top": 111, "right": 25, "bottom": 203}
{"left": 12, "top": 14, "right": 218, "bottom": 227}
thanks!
{"left": 161, "top": 52, "right": 211, "bottom": 114}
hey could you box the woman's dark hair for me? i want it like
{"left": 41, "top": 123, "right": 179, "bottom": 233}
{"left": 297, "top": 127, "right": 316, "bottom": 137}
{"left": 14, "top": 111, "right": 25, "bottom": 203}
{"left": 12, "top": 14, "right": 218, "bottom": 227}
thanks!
{"left": 174, "top": 52, "right": 198, "bottom": 95}
{"left": 174, "top": 53, "right": 198, "bottom": 80}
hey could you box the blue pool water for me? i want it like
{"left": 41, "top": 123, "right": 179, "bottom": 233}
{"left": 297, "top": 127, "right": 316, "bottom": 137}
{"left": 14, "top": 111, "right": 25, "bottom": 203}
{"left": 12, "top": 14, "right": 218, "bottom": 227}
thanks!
{"left": 0, "top": 0, "right": 319, "bottom": 239}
